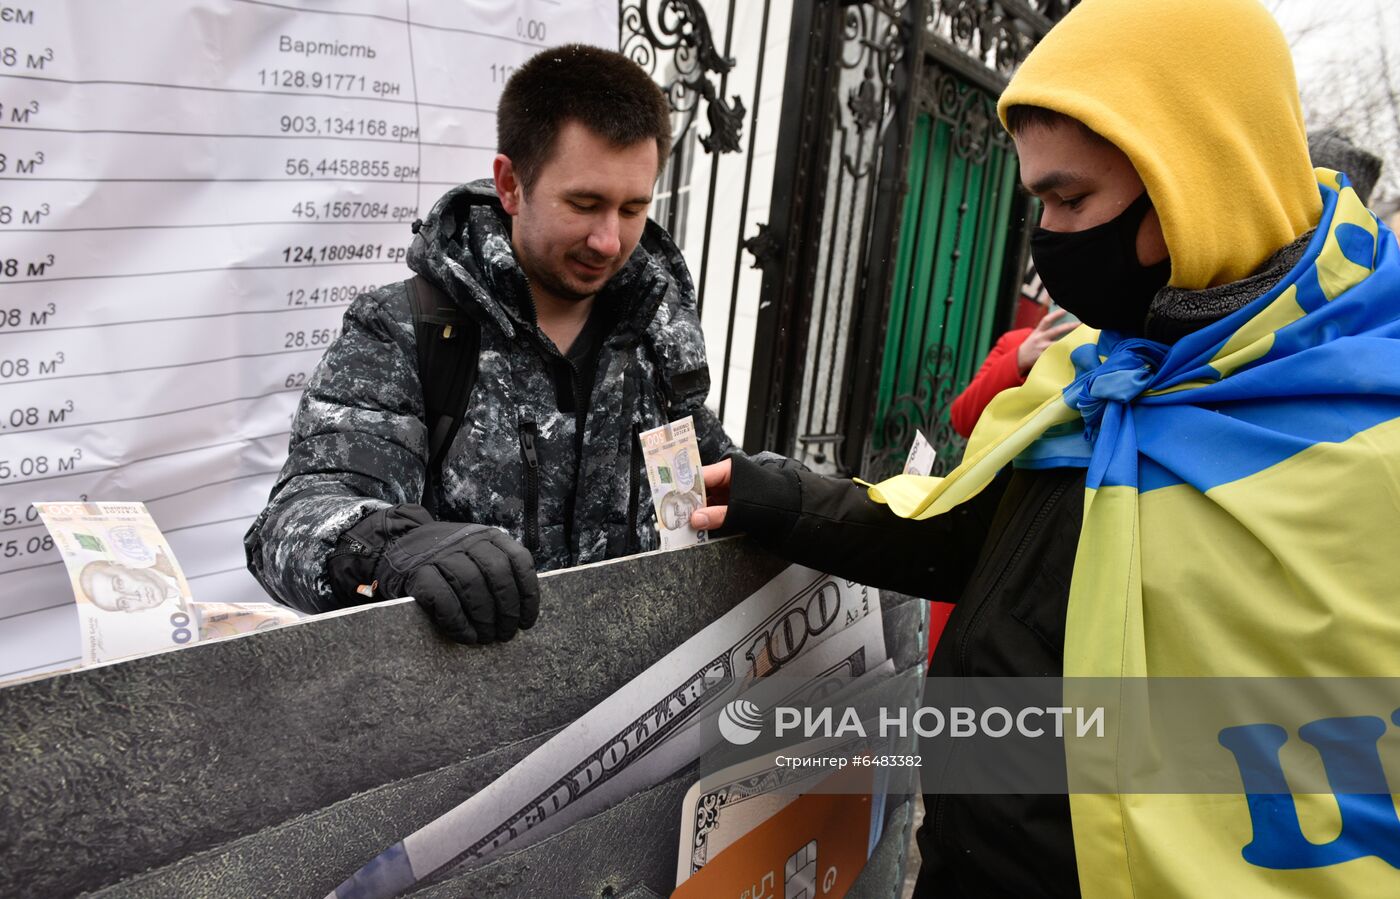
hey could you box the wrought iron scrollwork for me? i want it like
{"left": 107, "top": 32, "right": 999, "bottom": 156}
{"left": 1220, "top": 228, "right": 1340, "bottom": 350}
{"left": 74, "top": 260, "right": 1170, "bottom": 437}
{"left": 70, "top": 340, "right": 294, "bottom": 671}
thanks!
{"left": 783, "top": 0, "right": 921, "bottom": 473}
{"left": 834, "top": 2, "right": 911, "bottom": 177}
{"left": 620, "top": 0, "right": 746, "bottom": 155}
{"left": 742, "top": 223, "right": 780, "bottom": 269}
{"left": 863, "top": 344, "right": 967, "bottom": 481}
{"left": 926, "top": 0, "right": 1081, "bottom": 84}
{"left": 915, "top": 62, "right": 1008, "bottom": 164}
{"left": 699, "top": 82, "right": 747, "bottom": 154}
{"left": 848, "top": 67, "right": 882, "bottom": 132}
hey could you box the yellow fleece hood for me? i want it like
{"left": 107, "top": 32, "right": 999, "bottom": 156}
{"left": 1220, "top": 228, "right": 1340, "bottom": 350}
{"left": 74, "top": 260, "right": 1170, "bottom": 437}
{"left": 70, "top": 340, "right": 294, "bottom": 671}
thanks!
{"left": 998, "top": 0, "right": 1322, "bottom": 289}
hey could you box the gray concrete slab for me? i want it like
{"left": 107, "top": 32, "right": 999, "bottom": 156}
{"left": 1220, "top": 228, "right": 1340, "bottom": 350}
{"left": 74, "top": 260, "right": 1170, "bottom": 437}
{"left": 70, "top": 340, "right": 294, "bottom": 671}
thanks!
{"left": 0, "top": 537, "right": 927, "bottom": 898}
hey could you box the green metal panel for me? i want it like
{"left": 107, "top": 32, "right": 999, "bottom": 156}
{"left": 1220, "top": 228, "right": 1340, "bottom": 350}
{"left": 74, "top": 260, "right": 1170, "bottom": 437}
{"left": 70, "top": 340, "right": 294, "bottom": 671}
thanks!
{"left": 866, "top": 68, "right": 1021, "bottom": 479}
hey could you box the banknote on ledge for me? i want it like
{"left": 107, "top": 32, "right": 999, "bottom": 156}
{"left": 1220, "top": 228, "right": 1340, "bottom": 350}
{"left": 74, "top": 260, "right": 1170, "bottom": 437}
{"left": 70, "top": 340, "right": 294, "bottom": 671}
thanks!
{"left": 329, "top": 565, "right": 887, "bottom": 899}
{"left": 194, "top": 601, "right": 304, "bottom": 640}
{"left": 640, "top": 416, "right": 707, "bottom": 549}
{"left": 34, "top": 501, "right": 198, "bottom": 665}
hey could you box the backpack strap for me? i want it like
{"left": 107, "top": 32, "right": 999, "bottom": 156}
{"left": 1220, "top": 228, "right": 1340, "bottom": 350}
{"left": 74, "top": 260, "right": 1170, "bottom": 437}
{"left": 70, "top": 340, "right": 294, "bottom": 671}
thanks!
{"left": 406, "top": 275, "right": 481, "bottom": 511}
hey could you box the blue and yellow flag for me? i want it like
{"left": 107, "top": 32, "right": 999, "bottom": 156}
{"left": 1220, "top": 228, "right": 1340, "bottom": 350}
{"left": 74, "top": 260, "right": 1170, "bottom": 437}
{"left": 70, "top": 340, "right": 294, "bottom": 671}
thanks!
{"left": 868, "top": 172, "right": 1400, "bottom": 895}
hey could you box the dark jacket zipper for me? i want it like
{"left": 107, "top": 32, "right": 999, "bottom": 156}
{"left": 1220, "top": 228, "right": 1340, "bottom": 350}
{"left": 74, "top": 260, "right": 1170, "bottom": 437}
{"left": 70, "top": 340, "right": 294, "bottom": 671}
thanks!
{"left": 626, "top": 423, "right": 642, "bottom": 552}
{"left": 330, "top": 537, "right": 368, "bottom": 558}
{"left": 564, "top": 354, "right": 589, "bottom": 562}
{"left": 933, "top": 475, "right": 1072, "bottom": 848}
{"left": 518, "top": 419, "right": 540, "bottom": 552}
{"left": 518, "top": 271, "right": 660, "bottom": 559}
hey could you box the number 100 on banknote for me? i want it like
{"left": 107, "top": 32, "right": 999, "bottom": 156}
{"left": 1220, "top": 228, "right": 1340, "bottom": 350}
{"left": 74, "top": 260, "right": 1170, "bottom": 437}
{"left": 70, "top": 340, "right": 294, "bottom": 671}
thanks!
{"left": 34, "top": 501, "right": 197, "bottom": 665}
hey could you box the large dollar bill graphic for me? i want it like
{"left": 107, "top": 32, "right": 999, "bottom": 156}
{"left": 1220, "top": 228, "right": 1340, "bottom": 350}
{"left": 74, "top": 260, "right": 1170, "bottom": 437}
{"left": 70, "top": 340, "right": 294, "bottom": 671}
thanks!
{"left": 640, "top": 416, "right": 707, "bottom": 550}
{"left": 329, "top": 565, "right": 886, "bottom": 899}
{"left": 34, "top": 501, "right": 197, "bottom": 665}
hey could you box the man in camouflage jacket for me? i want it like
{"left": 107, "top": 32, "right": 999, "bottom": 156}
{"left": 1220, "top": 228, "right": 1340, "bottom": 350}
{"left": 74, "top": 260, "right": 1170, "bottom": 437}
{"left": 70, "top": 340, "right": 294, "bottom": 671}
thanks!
{"left": 244, "top": 46, "right": 736, "bottom": 644}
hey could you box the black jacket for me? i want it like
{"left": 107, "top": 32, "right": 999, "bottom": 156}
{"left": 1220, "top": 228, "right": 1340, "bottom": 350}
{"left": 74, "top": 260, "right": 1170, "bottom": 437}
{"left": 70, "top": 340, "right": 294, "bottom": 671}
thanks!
{"left": 725, "top": 454, "right": 1085, "bottom": 898}
{"left": 246, "top": 182, "right": 736, "bottom": 614}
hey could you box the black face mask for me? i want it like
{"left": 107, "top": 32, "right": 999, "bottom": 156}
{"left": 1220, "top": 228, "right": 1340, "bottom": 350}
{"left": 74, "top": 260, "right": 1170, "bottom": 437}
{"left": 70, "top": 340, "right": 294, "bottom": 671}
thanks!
{"left": 1029, "top": 191, "right": 1171, "bottom": 336}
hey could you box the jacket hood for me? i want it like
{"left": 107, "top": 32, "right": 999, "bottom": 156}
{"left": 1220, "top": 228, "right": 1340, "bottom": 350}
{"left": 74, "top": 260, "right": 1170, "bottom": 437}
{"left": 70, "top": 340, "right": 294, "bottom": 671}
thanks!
{"left": 998, "top": 0, "right": 1322, "bottom": 289}
{"left": 406, "top": 179, "right": 687, "bottom": 344}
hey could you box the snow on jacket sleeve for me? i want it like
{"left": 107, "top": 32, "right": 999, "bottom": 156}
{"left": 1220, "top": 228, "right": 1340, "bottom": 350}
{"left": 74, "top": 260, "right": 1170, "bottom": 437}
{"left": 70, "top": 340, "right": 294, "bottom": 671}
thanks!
{"left": 244, "top": 284, "right": 429, "bottom": 614}
{"left": 948, "top": 328, "right": 1032, "bottom": 438}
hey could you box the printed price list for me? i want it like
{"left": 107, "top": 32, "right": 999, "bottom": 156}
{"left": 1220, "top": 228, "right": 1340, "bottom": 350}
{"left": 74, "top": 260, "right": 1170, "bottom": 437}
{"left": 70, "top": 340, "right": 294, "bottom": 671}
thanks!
{"left": 0, "top": 0, "right": 616, "bottom": 681}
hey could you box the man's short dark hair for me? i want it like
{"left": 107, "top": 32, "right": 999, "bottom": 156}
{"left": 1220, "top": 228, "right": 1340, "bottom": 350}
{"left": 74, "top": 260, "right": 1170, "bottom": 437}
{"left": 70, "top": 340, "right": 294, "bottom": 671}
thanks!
{"left": 1004, "top": 104, "right": 1107, "bottom": 143}
{"left": 497, "top": 44, "right": 672, "bottom": 191}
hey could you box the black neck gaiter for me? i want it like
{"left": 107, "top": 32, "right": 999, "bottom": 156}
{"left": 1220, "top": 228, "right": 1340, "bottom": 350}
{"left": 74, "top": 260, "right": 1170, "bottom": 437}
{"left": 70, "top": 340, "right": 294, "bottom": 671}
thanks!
{"left": 1029, "top": 191, "right": 1172, "bottom": 336}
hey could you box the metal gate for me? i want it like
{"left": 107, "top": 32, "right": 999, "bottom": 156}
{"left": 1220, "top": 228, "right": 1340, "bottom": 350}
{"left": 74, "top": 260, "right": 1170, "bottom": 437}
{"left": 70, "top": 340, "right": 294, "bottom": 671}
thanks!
{"left": 863, "top": 61, "right": 1022, "bottom": 477}
{"left": 620, "top": 0, "right": 795, "bottom": 442}
{"left": 741, "top": 0, "right": 1078, "bottom": 475}
{"left": 741, "top": 0, "right": 926, "bottom": 471}
{"left": 622, "top": 0, "right": 1079, "bottom": 472}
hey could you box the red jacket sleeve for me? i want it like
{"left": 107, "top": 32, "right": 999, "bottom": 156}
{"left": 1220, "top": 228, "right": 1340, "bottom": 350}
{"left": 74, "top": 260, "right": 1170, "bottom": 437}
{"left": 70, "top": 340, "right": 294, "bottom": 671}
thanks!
{"left": 948, "top": 328, "right": 1033, "bottom": 438}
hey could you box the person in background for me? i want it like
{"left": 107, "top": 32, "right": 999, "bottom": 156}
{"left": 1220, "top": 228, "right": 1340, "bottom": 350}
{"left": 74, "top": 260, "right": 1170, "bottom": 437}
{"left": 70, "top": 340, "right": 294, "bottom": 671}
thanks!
{"left": 948, "top": 301, "right": 1077, "bottom": 437}
{"left": 1307, "top": 129, "right": 1382, "bottom": 207}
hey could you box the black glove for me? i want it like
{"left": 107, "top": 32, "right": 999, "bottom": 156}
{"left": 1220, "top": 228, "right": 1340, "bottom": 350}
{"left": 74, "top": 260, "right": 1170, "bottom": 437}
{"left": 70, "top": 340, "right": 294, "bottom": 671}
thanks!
{"left": 745, "top": 450, "right": 812, "bottom": 474}
{"left": 328, "top": 505, "right": 540, "bottom": 644}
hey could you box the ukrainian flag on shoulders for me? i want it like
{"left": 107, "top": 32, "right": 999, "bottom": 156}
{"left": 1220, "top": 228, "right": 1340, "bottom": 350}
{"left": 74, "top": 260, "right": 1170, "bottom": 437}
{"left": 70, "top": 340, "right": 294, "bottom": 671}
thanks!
{"left": 868, "top": 171, "right": 1400, "bottom": 896}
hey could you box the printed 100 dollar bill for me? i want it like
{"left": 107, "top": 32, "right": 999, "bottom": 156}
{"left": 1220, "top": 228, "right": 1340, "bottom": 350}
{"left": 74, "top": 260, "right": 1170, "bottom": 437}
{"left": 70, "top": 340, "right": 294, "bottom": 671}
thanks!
{"left": 329, "top": 566, "right": 886, "bottom": 899}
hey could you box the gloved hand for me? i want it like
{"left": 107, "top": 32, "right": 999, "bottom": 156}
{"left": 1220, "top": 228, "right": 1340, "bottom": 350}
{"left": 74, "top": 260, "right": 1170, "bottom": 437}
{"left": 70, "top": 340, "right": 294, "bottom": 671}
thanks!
{"left": 746, "top": 450, "right": 812, "bottom": 473}
{"left": 328, "top": 504, "right": 540, "bottom": 644}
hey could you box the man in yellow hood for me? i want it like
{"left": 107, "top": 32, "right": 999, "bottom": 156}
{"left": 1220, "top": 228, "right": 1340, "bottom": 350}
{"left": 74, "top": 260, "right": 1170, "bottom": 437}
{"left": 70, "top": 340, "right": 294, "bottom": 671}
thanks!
{"left": 691, "top": 0, "right": 1400, "bottom": 895}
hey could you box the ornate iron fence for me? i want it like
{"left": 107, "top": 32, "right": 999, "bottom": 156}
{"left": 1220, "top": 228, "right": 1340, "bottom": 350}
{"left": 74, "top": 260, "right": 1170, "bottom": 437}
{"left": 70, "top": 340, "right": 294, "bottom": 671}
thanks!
{"left": 745, "top": 0, "right": 1079, "bottom": 475}
{"left": 849, "top": 0, "right": 1080, "bottom": 479}
{"left": 743, "top": 0, "right": 926, "bottom": 468}
{"left": 620, "top": 0, "right": 1079, "bottom": 472}
{"left": 861, "top": 59, "right": 1021, "bottom": 478}
{"left": 620, "top": 0, "right": 790, "bottom": 440}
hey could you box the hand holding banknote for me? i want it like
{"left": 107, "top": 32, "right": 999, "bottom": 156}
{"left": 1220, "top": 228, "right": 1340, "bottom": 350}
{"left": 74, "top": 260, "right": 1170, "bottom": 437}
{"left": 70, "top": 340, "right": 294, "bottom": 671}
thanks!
{"left": 689, "top": 459, "right": 731, "bottom": 531}
{"left": 691, "top": 451, "right": 811, "bottom": 532}
{"left": 639, "top": 417, "right": 709, "bottom": 550}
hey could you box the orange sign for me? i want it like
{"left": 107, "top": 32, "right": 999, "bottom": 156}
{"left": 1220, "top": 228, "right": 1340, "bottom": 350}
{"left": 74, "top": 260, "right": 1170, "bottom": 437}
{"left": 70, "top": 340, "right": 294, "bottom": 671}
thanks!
{"left": 672, "top": 768, "right": 873, "bottom": 899}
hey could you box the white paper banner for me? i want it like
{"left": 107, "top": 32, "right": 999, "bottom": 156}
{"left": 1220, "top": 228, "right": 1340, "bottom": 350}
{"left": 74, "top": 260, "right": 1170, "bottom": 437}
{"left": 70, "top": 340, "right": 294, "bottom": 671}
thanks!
{"left": 0, "top": 0, "right": 618, "bottom": 682}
